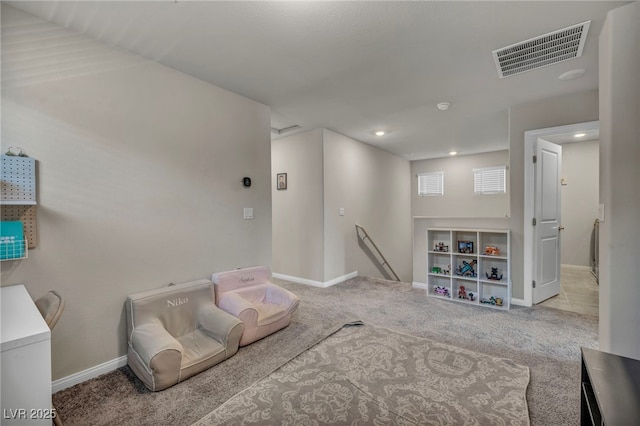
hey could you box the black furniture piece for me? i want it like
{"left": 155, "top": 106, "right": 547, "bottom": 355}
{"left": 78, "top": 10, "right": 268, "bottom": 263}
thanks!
{"left": 581, "top": 347, "right": 640, "bottom": 425}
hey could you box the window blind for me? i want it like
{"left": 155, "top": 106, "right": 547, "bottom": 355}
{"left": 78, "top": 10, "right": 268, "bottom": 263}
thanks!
{"left": 473, "top": 166, "right": 506, "bottom": 194}
{"left": 417, "top": 172, "right": 444, "bottom": 196}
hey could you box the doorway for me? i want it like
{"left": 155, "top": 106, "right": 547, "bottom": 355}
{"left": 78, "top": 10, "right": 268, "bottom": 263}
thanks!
{"left": 523, "top": 121, "right": 600, "bottom": 308}
{"left": 538, "top": 265, "right": 599, "bottom": 316}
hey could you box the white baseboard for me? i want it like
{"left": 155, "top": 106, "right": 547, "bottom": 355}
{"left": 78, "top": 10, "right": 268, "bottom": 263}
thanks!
{"left": 412, "top": 281, "right": 428, "bottom": 290}
{"left": 510, "top": 298, "right": 528, "bottom": 307}
{"left": 561, "top": 264, "right": 591, "bottom": 271}
{"left": 273, "top": 271, "right": 358, "bottom": 288}
{"left": 52, "top": 355, "right": 128, "bottom": 394}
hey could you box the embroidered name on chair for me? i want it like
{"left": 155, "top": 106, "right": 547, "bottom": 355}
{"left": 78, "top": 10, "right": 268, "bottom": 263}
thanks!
{"left": 167, "top": 297, "right": 189, "bottom": 308}
{"left": 240, "top": 276, "right": 255, "bottom": 283}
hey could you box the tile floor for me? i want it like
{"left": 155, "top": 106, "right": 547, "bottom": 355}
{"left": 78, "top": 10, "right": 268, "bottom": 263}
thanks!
{"left": 538, "top": 265, "right": 599, "bottom": 317}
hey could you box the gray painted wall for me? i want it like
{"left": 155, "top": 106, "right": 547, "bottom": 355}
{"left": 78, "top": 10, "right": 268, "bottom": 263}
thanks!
{"left": 413, "top": 90, "right": 599, "bottom": 301}
{"left": 508, "top": 90, "right": 599, "bottom": 300}
{"left": 1, "top": 5, "right": 272, "bottom": 380}
{"left": 272, "top": 129, "right": 412, "bottom": 283}
{"left": 323, "top": 129, "right": 412, "bottom": 283}
{"left": 559, "top": 140, "right": 599, "bottom": 267}
{"left": 411, "top": 150, "right": 509, "bottom": 218}
{"left": 271, "top": 129, "right": 325, "bottom": 282}
{"left": 598, "top": 2, "right": 640, "bottom": 360}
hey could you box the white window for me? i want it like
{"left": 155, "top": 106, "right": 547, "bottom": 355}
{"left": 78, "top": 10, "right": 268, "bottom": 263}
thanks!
{"left": 473, "top": 166, "right": 507, "bottom": 194}
{"left": 417, "top": 172, "right": 444, "bottom": 196}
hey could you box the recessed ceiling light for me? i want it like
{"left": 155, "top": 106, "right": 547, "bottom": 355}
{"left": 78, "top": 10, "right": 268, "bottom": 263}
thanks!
{"left": 437, "top": 102, "right": 451, "bottom": 111}
{"left": 403, "top": 153, "right": 414, "bottom": 157}
{"left": 574, "top": 133, "right": 586, "bottom": 138}
{"left": 375, "top": 131, "right": 385, "bottom": 136}
{"left": 449, "top": 151, "right": 458, "bottom": 156}
{"left": 558, "top": 69, "right": 586, "bottom": 81}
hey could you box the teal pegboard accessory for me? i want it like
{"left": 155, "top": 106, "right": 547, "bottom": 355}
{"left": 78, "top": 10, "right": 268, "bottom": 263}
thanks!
{"left": 0, "top": 221, "right": 27, "bottom": 260}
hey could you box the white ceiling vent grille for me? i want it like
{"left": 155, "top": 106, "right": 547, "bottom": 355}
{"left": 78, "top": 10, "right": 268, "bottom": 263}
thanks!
{"left": 492, "top": 21, "right": 591, "bottom": 78}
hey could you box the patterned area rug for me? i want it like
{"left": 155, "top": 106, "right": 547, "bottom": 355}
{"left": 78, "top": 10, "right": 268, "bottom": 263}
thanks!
{"left": 193, "top": 323, "right": 530, "bottom": 425}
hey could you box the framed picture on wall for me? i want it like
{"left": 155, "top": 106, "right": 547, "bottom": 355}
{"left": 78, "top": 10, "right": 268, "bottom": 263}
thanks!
{"left": 277, "top": 173, "right": 287, "bottom": 190}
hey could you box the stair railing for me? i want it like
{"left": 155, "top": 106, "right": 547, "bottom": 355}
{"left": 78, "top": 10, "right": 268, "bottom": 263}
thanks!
{"left": 355, "top": 224, "right": 400, "bottom": 281}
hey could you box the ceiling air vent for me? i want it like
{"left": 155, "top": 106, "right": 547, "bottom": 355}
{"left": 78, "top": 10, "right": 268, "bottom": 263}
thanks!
{"left": 492, "top": 21, "right": 591, "bottom": 78}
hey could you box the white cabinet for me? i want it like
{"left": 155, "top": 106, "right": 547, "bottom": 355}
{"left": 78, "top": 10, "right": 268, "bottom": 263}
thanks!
{"left": 427, "top": 228, "right": 511, "bottom": 310}
{"left": 1, "top": 285, "right": 52, "bottom": 425}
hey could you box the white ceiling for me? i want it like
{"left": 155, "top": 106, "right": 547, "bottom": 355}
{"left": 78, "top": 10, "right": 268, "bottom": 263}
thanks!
{"left": 5, "top": 1, "right": 626, "bottom": 160}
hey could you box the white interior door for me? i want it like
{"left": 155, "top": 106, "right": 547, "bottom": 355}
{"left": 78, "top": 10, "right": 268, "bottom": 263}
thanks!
{"left": 533, "top": 139, "right": 562, "bottom": 304}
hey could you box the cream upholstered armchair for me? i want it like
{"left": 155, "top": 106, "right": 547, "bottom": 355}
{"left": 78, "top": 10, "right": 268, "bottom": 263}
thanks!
{"left": 212, "top": 266, "right": 299, "bottom": 346}
{"left": 126, "top": 279, "right": 244, "bottom": 391}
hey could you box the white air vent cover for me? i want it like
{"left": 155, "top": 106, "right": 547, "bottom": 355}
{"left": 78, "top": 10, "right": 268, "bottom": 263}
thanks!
{"left": 492, "top": 21, "right": 591, "bottom": 78}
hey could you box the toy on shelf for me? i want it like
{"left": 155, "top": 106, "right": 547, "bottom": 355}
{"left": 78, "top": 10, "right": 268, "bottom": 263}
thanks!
{"left": 454, "top": 260, "right": 477, "bottom": 277}
{"left": 431, "top": 266, "right": 442, "bottom": 274}
{"left": 434, "top": 242, "right": 449, "bottom": 252}
{"left": 458, "top": 285, "right": 467, "bottom": 299}
{"left": 485, "top": 267, "right": 503, "bottom": 281}
{"left": 458, "top": 241, "right": 474, "bottom": 254}
{"left": 485, "top": 245, "right": 500, "bottom": 256}
{"left": 458, "top": 285, "right": 476, "bottom": 302}
{"left": 480, "top": 296, "right": 503, "bottom": 306}
{"left": 434, "top": 286, "right": 450, "bottom": 297}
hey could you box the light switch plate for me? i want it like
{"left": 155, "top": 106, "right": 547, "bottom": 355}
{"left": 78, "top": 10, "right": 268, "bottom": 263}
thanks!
{"left": 339, "top": 207, "right": 345, "bottom": 216}
{"left": 243, "top": 208, "right": 254, "bottom": 220}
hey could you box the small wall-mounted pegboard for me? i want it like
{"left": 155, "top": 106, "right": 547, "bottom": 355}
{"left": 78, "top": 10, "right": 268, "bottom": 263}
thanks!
{"left": 1, "top": 155, "right": 38, "bottom": 250}
{"left": 1, "top": 155, "right": 36, "bottom": 204}
{"left": 1, "top": 205, "right": 37, "bottom": 248}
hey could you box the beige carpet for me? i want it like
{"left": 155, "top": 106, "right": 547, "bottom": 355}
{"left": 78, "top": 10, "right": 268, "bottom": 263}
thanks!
{"left": 52, "top": 276, "right": 596, "bottom": 426}
{"left": 194, "top": 322, "right": 530, "bottom": 425}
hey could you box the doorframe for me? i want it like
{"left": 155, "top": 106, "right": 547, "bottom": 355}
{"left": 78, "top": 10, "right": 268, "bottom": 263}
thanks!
{"left": 523, "top": 120, "right": 599, "bottom": 307}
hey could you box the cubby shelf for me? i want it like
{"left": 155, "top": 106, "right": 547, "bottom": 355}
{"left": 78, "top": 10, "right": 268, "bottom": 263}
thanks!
{"left": 426, "top": 228, "right": 511, "bottom": 310}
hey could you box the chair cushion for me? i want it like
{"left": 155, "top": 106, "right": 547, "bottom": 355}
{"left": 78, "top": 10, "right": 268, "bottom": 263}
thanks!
{"left": 177, "top": 329, "right": 226, "bottom": 370}
{"left": 255, "top": 302, "right": 288, "bottom": 326}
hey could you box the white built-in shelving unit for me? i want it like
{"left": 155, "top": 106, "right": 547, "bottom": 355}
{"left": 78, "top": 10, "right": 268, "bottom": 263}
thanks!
{"left": 427, "top": 228, "right": 511, "bottom": 310}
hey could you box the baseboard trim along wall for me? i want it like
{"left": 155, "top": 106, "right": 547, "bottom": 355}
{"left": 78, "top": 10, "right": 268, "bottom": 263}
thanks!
{"left": 272, "top": 271, "right": 358, "bottom": 288}
{"left": 52, "top": 355, "right": 128, "bottom": 393}
{"left": 510, "top": 298, "right": 527, "bottom": 307}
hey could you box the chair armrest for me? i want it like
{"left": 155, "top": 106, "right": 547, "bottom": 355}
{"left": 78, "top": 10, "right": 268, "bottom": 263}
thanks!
{"left": 198, "top": 305, "right": 244, "bottom": 355}
{"left": 218, "top": 292, "right": 259, "bottom": 326}
{"left": 130, "top": 322, "right": 183, "bottom": 367}
{"left": 265, "top": 285, "right": 300, "bottom": 315}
